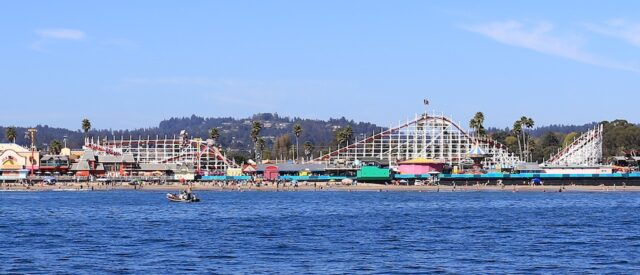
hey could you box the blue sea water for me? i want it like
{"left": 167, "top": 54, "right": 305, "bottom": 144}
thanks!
{"left": 1, "top": 190, "right": 639, "bottom": 274}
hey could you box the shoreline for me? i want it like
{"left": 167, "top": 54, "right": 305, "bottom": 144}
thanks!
{"left": 2, "top": 182, "right": 640, "bottom": 193}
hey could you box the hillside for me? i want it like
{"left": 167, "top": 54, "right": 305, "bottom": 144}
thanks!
{"left": 0, "top": 113, "right": 382, "bottom": 152}
{"left": 2, "top": 116, "right": 637, "bottom": 161}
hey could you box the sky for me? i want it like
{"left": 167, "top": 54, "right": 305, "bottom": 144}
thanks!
{"left": 1, "top": 1, "right": 640, "bottom": 130}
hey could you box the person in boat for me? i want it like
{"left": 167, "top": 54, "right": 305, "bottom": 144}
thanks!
{"left": 180, "top": 186, "right": 193, "bottom": 200}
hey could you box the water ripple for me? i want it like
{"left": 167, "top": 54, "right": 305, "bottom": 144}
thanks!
{"left": 0, "top": 191, "right": 639, "bottom": 273}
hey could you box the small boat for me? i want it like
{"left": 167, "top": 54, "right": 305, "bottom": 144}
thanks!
{"left": 166, "top": 192, "right": 200, "bottom": 203}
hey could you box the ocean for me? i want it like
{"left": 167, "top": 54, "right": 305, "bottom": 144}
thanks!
{"left": 1, "top": 190, "right": 639, "bottom": 273}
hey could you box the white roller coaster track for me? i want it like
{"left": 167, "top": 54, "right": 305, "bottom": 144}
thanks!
{"left": 316, "top": 112, "right": 522, "bottom": 169}
{"left": 84, "top": 135, "right": 239, "bottom": 171}
{"left": 545, "top": 124, "right": 603, "bottom": 166}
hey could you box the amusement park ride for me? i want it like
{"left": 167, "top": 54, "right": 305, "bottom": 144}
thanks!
{"left": 81, "top": 101, "right": 604, "bottom": 174}
{"left": 84, "top": 130, "right": 239, "bottom": 174}
{"left": 544, "top": 125, "right": 603, "bottom": 166}
{"left": 315, "top": 111, "right": 522, "bottom": 169}
{"left": 316, "top": 101, "right": 604, "bottom": 170}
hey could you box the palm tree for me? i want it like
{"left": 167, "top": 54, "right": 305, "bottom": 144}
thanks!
{"left": 257, "top": 138, "right": 265, "bottom": 159}
{"left": 343, "top": 125, "right": 353, "bottom": 146}
{"left": 527, "top": 138, "right": 536, "bottom": 162}
{"left": 513, "top": 116, "right": 535, "bottom": 161}
{"left": 469, "top": 117, "right": 478, "bottom": 132}
{"left": 303, "top": 141, "right": 314, "bottom": 161}
{"left": 522, "top": 117, "right": 535, "bottom": 161}
{"left": 335, "top": 129, "right": 347, "bottom": 148}
{"left": 49, "top": 140, "right": 63, "bottom": 155}
{"left": 519, "top": 116, "right": 528, "bottom": 160}
{"left": 81, "top": 118, "right": 91, "bottom": 143}
{"left": 513, "top": 120, "right": 523, "bottom": 159}
{"left": 251, "top": 121, "right": 262, "bottom": 161}
{"left": 293, "top": 124, "right": 302, "bottom": 162}
{"left": 209, "top": 128, "right": 220, "bottom": 145}
{"left": 333, "top": 125, "right": 354, "bottom": 148}
{"left": 5, "top": 127, "right": 16, "bottom": 143}
{"left": 469, "top": 112, "right": 486, "bottom": 136}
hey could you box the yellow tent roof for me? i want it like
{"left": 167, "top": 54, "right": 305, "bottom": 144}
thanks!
{"left": 397, "top": 158, "right": 444, "bottom": 164}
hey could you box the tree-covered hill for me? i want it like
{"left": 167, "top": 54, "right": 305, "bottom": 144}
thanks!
{"left": 0, "top": 113, "right": 382, "bottom": 154}
{"left": 2, "top": 115, "right": 639, "bottom": 162}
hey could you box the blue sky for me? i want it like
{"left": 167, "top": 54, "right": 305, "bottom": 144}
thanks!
{"left": 1, "top": 1, "right": 639, "bottom": 130}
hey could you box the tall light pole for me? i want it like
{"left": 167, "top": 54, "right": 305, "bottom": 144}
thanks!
{"left": 27, "top": 128, "right": 37, "bottom": 176}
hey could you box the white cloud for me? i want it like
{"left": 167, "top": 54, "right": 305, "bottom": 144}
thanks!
{"left": 464, "top": 21, "right": 640, "bottom": 73}
{"left": 121, "top": 76, "right": 214, "bottom": 86}
{"left": 36, "top": 28, "right": 86, "bottom": 40}
{"left": 30, "top": 28, "right": 86, "bottom": 52}
{"left": 587, "top": 19, "right": 640, "bottom": 47}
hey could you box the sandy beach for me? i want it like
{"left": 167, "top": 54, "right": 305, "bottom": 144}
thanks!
{"left": 2, "top": 181, "right": 640, "bottom": 193}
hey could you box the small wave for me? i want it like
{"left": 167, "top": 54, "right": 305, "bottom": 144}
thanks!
{"left": 199, "top": 255, "right": 237, "bottom": 260}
